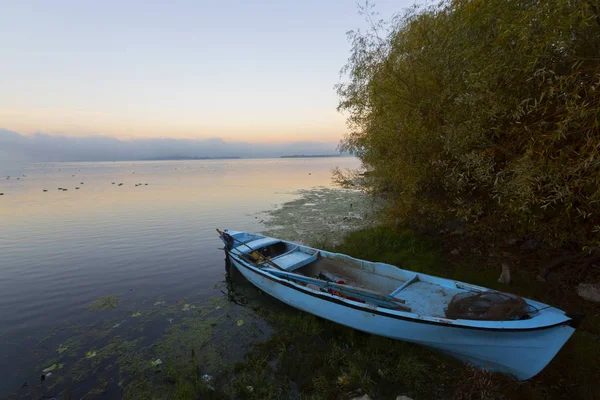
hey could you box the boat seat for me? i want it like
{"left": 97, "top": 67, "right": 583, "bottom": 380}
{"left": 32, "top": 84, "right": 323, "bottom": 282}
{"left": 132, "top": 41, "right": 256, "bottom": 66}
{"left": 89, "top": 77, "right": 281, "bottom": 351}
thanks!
{"left": 268, "top": 250, "right": 319, "bottom": 271}
{"left": 389, "top": 273, "right": 419, "bottom": 298}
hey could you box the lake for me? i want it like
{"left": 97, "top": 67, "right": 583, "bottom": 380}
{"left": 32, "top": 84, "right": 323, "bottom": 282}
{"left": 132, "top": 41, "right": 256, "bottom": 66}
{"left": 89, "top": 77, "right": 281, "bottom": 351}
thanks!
{"left": 0, "top": 157, "right": 359, "bottom": 397}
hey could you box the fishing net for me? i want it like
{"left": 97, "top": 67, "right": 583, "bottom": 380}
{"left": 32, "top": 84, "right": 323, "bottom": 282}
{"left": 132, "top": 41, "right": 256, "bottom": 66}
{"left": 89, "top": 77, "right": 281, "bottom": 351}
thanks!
{"left": 445, "top": 291, "right": 531, "bottom": 321}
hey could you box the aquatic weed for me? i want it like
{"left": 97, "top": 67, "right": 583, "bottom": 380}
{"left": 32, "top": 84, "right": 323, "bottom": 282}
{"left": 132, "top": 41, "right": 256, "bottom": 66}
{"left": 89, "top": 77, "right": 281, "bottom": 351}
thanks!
{"left": 86, "top": 295, "right": 120, "bottom": 311}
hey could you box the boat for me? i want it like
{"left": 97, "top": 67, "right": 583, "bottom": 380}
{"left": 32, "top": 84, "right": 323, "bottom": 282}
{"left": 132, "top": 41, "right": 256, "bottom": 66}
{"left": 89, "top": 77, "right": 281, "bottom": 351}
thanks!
{"left": 217, "top": 229, "right": 581, "bottom": 380}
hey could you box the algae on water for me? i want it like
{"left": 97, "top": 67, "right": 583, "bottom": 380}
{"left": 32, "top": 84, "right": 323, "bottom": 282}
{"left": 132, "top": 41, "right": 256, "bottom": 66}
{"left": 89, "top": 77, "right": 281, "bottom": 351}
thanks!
{"left": 86, "top": 295, "right": 120, "bottom": 311}
{"left": 260, "top": 187, "right": 380, "bottom": 247}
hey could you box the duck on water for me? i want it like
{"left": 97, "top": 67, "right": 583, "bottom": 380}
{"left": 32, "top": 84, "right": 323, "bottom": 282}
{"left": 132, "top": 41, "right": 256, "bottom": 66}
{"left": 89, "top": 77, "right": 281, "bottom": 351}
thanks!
{"left": 217, "top": 229, "right": 582, "bottom": 381}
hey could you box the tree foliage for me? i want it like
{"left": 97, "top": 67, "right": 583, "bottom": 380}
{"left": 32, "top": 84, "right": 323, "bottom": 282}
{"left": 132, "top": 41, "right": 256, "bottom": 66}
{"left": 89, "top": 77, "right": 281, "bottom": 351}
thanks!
{"left": 337, "top": 0, "right": 600, "bottom": 248}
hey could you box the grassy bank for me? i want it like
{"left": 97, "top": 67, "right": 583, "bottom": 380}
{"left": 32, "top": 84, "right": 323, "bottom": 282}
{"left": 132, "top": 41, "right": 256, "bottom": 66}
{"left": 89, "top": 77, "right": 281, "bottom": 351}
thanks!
{"left": 121, "top": 226, "right": 598, "bottom": 399}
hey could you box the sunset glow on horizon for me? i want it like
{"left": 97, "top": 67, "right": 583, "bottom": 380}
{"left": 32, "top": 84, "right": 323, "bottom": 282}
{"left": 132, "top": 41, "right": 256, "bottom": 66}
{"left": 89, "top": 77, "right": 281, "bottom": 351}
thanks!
{"left": 1, "top": 0, "right": 413, "bottom": 143}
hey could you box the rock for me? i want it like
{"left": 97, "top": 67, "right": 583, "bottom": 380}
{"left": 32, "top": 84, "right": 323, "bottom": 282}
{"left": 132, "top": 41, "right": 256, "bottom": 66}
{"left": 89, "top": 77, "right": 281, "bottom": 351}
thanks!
{"left": 450, "top": 248, "right": 460, "bottom": 255}
{"left": 577, "top": 283, "right": 600, "bottom": 303}
{"left": 497, "top": 263, "right": 511, "bottom": 284}
{"left": 351, "top": 395, "right": 371, "bottom": 400}
{"left": 396, "top": 396, "right": 414, "bottom": 400}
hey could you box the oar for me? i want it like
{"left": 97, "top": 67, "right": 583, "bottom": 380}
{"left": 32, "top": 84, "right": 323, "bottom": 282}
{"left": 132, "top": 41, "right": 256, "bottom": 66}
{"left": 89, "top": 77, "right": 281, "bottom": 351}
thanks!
{"left": 263, "top": 268, "right": 411, "bottom": 312}
{"left": 216, "top": 229, "right": 284, "bottom": 271}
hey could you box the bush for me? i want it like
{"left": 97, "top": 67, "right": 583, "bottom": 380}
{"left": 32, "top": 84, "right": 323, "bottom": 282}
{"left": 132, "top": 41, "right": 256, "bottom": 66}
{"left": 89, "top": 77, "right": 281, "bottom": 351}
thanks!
{"left": 337, "top": 0, "right": 600, "bottom": 248}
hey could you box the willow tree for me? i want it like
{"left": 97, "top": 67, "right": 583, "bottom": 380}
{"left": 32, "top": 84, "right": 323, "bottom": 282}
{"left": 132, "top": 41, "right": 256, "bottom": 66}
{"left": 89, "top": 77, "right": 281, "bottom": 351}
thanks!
{"left": 337, "top": 0, "right": 600, "bottom": 248}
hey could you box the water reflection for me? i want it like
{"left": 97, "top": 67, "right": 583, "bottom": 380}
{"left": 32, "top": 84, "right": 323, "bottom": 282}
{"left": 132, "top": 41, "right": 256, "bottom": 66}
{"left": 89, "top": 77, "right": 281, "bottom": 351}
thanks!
{"left": 0, "top": 157, "right": 359, "bottom": 396}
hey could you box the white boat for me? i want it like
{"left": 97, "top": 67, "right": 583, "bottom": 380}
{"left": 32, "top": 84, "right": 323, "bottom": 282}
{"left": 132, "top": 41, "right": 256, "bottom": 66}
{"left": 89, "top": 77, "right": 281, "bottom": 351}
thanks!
{"left": 218, "top": 229, "right": 581, "bottom": 380}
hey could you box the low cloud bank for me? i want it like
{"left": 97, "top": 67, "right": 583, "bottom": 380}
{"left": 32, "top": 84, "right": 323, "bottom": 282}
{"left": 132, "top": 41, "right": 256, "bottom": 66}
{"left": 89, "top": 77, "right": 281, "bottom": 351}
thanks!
{"left": 0, "top": 129, "right": 340, "bottom": 161}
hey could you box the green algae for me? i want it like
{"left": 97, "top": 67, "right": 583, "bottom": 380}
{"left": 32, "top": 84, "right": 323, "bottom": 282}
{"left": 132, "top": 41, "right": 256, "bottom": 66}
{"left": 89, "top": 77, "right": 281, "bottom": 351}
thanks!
{"left": 260, "top": 187, "right": 381, "bottom": 247}
{"left": 22, "top": 287, "right": 269, "bottom": 399}
{"left": 86, "top": 295, "right": 120, "bottom": 311}
{"left": 85, "top": 350, "right": 97, "bottom": 358}
{"left": 42, "top": 363, "right": 58, "bottom": 373}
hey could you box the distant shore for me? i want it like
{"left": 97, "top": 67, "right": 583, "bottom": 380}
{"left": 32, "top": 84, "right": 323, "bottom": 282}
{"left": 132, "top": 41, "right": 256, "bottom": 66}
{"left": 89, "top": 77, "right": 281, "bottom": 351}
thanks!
{"left": 143, "top": 156, "right": 241, "bottom": 161}
{"left": 280, "top": 154, "right": 341, "bottom": 158}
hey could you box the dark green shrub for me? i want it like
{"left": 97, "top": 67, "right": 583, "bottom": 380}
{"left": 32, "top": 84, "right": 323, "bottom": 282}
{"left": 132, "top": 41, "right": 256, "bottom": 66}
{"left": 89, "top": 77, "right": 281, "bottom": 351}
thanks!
{"left": 337, "top": 0, "right": 600, "bottom": 248}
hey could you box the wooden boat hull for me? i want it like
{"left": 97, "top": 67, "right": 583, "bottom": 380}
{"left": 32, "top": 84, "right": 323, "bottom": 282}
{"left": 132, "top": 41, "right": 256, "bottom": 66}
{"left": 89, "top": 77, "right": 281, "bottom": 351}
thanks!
{"left": 228, "top": 252, "right": 575, "bottom": 380}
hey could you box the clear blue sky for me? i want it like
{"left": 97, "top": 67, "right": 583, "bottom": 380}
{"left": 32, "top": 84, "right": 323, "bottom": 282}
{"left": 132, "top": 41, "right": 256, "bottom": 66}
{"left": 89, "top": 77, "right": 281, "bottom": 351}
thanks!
{"left": 1, "top": 0, "right": 416, "bottom": 143}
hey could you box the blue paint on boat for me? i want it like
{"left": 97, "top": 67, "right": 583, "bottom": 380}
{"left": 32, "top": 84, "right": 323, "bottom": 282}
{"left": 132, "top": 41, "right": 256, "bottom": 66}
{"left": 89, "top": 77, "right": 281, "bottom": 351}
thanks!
{"left": 218, "top": 230, "right": 577, "bottom": 380}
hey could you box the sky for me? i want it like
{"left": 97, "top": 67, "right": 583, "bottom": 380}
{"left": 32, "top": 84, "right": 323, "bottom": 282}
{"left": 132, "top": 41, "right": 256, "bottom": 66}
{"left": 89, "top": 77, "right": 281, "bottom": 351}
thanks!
{"left": 0, "top": 0, "right": 417, "bottom": 159}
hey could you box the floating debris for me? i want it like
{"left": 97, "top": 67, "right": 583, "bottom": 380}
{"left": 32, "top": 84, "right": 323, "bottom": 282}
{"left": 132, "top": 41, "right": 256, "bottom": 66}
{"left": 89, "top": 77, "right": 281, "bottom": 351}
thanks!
{"left": 167, "top": 318, "right": 173, "bottom": 324}
{"left": 132, "top": 312, "right": 142, "bottom": 318}
{"left": 182, "top": 304, "right": 196, "bottom": 312}
{"left": 237, "top": 319, "right": 244, "bottom": 327}
{"left": 85, "top": 351, "right": 96, "bottom": 359}
{"left": 150, "top": 358, "right": 163, "bottom": 367}
{"left": 154, "top": 301, "right": 166, "bottom": 306}
{"left": 56, "top": 344, "right": 68, "bottom": 354}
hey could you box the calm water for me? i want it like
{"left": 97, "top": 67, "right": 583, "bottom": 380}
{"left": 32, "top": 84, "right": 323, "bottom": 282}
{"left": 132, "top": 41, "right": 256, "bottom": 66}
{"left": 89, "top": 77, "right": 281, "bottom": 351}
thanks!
{"left": 0, "top": 157, "right": 358, "bottom": 396}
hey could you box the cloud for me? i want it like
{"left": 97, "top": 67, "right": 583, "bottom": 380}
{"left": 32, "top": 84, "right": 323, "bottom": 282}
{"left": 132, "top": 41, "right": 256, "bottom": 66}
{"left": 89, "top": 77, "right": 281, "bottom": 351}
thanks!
{"left": 0, "top": 129, "right": 340, "bottom": 161}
